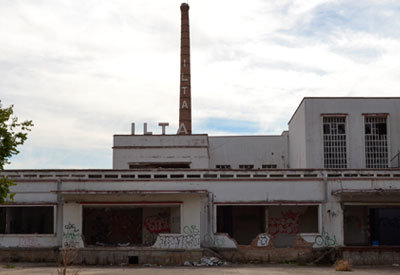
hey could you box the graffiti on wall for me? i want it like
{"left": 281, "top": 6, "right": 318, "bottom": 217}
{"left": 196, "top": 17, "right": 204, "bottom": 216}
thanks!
{"left": 153, "top": 225, "right": 200, "bottom": 249}
{"left": 203, "top": 233, "right": 225, "bottom": 247}
{"left": 144, "top": 214, "right": 171, "bottom": 233}
{"left": 314, "top": 229, "right": 336, "bottom": 247}
{"left": 269, "top": 210, "right": 301, "bottom": 237}
{"left": 183, "top": 225, "right": 199, "bottom": 235}
{"left": 257, "top": 234, "right": 270, "bottom": 247}
{"left": 18, "top": 237, "right": 39, "bottom": 247}
{"left": 63, "top": 222, "right": 81, "bottom": 248}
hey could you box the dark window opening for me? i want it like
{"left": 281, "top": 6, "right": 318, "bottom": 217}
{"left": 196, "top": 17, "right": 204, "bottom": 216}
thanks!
{"left": 338, "top": 123, "right": 346, "bottom": 134}
{"left": 0, "top": 206, "right": 54, "bottom": 234}
{"left": 217, "top": 205, "right": 318, "bottom": 246}
{"left": 268, "top": 205, "right": 318, "bottom": 248}
{"left": 323, "top": 124, "right": 330, "bottom": 134}
{"left": 82, "top": 206, "right": 180, "bottom": 247}
{"left": 262, "top": 164, "right": 277, "bottom": 169}
{"left": 239, "top": 164, "right": 254, "bottom": 169}
{"left": 216, "top": 164, "right": 231, "bottom": 169}
{"left": 344, "top": 206, "right": 400, "bottom": 246}
{"left": 129, "top": 162, "right": 190, "bottom": 169}
{"left": 217, "top": 206, "right": 265, "bottom": 245}
{"left": 365, "top": 124, "right": 371, "bottom": 134}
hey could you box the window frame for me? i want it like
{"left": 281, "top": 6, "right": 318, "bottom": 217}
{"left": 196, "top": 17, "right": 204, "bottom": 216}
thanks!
{"left": 0, "top": 204, "right": 57, "bottom": 236}
{"left": 320, "top": 114, "right": 349, "bottom": 169}
{"left": 362, "top": 114, "right": 391, "bottom": 168}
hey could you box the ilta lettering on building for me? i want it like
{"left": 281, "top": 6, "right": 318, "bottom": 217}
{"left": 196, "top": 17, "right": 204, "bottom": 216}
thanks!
{"left": 131, "top": 3, "right": 192, "bottom": 136}
{"left": 178, "top": 3, "right": 192, "bottom": 135}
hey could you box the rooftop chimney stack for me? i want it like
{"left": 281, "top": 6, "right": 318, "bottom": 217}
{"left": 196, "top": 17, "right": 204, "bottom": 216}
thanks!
{"left": 177, "top": 3, "right": 192, "bottom": 135}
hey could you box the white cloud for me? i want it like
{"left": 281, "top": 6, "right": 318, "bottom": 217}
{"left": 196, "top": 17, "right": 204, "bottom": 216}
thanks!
{"left": 1, "top": 0, "right": 400, "bottom": 168}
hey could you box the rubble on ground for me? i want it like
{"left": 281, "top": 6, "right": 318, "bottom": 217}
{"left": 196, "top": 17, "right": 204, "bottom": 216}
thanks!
{"left": 183, "top": 256, "right": 228, "bottom": 267}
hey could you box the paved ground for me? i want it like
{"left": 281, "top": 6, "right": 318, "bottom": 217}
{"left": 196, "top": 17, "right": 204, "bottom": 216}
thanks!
{"left": 1, "top": 263, "right": 400, "bottom": 275}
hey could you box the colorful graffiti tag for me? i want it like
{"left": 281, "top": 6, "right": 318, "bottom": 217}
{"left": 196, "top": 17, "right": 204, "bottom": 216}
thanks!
{"left": 144, "top": 214, "right": 171, "bottom": 233}
{"left": 257, "top": 234, "right": 270, "bottom": 247}
{"left": 153, "top": 225, "right": 200, "bottom": 249}
{"left": 63, "top": 222, "right": 81, "bottom": 248}
{"left": 269, "top": 210, "right": 301, "bottom": 237}
{"left": 314, "top": 229, "right": 336, "bottom": 247}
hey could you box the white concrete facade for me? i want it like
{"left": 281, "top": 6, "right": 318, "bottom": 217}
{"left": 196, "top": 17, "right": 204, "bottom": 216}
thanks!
{"left": 289, "top": 97, "right": 400, "bottom": 169}
{"left": 1, "top": 97, "right": 400, "bottom": 261}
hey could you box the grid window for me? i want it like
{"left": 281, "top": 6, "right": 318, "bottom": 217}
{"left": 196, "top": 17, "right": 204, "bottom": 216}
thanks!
{"left": 239, "top": 164, "right": 254, "bottom": 169}
{"left": 216, "top": 164, "right": 231, "bottom": 169}
{"left": 323, "top": 116, "right": 347, "bottom": 168}
{"left": 262, "top": 164, "right": 277, "bottom": 169}
{"left": 364, "top": 116, "right": 388, "bottom": 168}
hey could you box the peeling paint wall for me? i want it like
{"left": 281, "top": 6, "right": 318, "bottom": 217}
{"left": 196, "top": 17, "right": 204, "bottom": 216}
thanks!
{"left": 113, "top": 135, "right": 210, "bottom": 169}
{"left": 209, "top": 135, "right": 288, "bottom": 169}
{"left": 63, "top": 203, "right": 84, "bottom": 248}
{"left": 143, "top": 207, "right": 180, "bottom": 245}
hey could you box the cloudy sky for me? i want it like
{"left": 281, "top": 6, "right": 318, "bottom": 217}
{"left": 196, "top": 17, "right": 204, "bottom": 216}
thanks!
{"left": 2, "top": 0, "right": 400, "bottom": 169}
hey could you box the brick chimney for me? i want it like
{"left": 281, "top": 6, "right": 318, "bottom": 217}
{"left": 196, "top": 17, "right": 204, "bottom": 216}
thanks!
{"left": 177, "top": 3, "right": 192, "bottom": 135}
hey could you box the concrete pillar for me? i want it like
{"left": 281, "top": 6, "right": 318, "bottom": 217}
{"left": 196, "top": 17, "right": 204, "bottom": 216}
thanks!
{"left": 62, "top": 202, "right": 84, "bottom": 248}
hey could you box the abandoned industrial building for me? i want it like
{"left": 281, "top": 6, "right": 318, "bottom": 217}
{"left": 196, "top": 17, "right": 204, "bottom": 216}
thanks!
{"left": 1, "top": 3, "right": 400, "bottom": 266}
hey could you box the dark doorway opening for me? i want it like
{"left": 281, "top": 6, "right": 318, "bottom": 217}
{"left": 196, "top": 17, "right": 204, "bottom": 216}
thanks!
{"left": 217, "top": 206, "right": 265, "bottom": 245}
{"left": 82, "top": 206, "right": 181, "bottom": 247}
{"left": 344, "top": 206, "right": 400, "bottom": 246}
{"left": 128, "top": 256, "right": 139, "bottom": 264}
{"left": 83, "top": 207, "right": 143, "bottom": 246}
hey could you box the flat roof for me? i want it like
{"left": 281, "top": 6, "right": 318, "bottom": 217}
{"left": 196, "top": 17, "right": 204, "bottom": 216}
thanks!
{"left": 288, "top": 97, "right": 400, "bottom": 125}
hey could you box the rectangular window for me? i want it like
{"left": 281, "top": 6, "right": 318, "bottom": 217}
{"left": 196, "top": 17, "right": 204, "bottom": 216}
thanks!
{"left": 344, "top": 205, "right": 400, "bottom": 246}
{"left": 216, "top": 164, "right": 231, "bottom": 169}
{"left": 239, "top": 164, "right": 254, "bottom": 169}
{"left": 262, "top": 164, "right": 277, "bottom": 169}
{"left": 323, "top": 116, "right": 347, "bottom": 168}
{"left": 364, "top": 116, "right": 388, "bottom": 168}
{"left": 0, "top": 206, "right": 54, "bottom": 234}
{"left": 216, "top": 205, "right": 318, "bottom": 247}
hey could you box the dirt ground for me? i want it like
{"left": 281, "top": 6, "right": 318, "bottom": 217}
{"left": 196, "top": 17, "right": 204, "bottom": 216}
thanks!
{"left": 0, "top": 263, "right": 400, "bottom": 275}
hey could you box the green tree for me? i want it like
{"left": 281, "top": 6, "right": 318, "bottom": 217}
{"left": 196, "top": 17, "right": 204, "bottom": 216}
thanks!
{"left": 0, "top": 100, "right": 33, "bottom": 203}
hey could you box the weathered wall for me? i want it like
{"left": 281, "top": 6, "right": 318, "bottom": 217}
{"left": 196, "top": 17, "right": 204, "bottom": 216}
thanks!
{"left": 302, "top": 98, "right": 400, "bottom": 169}
{"left": 63, "top": 203, "right": 84, "bottom": 248}
{"left": 288, "top": 100, "right": 307, "bottom": 168}
{"left": 152, "top": 196, "right": 201, "bottom": 249}
{"left": 208, "top": 135, "right": 289, "bottom": 169}
{"left": 1, "top": 169, "right": 399, "bottom": 263}
{"left": 113, "top": 135, "right": 210, "bottom": 169}
{"left": 142, "top": 207, "right": 180, "bottom": 245}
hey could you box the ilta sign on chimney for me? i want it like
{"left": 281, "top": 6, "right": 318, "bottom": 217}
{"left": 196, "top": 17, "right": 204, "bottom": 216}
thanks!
{"left": 177, "top": 3, "right": 192, "bottom": 135}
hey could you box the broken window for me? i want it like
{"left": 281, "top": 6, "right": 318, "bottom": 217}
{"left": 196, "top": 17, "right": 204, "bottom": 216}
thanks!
{"left": 344, "top": 205, "right": 400, "bottom": 246}
{"left": 322, "top": 116, "right": 347, "bottom": 168}
{"left": 217, "top": 205, "right": 318, "bottom": 247}
{"left": 82, "top": 206, "right": 180, "bottom": 247}
{"left": 0, "top": 206, "right": 54, "bottom": 234}
{"left": 268, "top": 205, "right": 318, "bottom": 248}
{"left": 364, "top": 116, "right": 388, "bottom": 168}
{"left": 217, "top": 206, "right": 266, "bottom": 245}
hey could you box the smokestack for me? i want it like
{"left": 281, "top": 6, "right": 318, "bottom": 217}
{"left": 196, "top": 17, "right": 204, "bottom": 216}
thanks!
{"left": 177, "top": 3, "right": 192, "bottom": 135}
